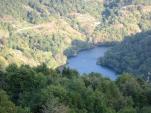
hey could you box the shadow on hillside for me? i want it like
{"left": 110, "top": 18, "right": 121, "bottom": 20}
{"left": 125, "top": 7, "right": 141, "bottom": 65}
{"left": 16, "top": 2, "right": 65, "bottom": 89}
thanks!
{"left": 99, "top": 30, "right": 151, "bottom": 81}
{"left": 64, "top": 39, "right": 119, "bottom": 58}
{"left": 64, "top": 40, "right": 92, "bottom": 58}
{"left": 64, "top": 30, "right": 151, "bottom": 59}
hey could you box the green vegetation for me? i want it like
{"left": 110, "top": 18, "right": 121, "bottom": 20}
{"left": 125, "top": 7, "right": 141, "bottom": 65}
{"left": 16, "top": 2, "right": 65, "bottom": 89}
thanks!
{"left": 1, "top": 1, "right": 151, "bottom": 113}
{"left": 0, "top": 89, "right": 30, "bottom": 113}
{"left": 0, "top": 64, "right": 151, "bottom": 113}
{"left": 100, "top": 31, "right": 151, "bottom": 80}
{"left": 93, "top": 0, "right": 151, "bottom": 43}
{"left": 0, "top": 0, "right": 104, "bottom": 68}
{"left": 0, "top": 0, "right": 103, "bottom": 21}
{"left": 0, "top": 0, "right": 151, "bottom": 68}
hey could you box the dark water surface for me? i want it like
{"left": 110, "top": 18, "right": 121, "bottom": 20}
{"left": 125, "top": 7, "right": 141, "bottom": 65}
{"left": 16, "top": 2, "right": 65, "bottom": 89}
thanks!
{"left": 67, "top": 47, "right": 117, "bottom": 80}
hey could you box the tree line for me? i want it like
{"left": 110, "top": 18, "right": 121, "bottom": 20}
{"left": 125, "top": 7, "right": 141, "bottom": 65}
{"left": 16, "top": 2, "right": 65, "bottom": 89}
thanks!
{"left": 0, "top": 64, "right": 151, "bottom": 113}
{"left": 100, "top": 31, "right": 151, "bottom": 81}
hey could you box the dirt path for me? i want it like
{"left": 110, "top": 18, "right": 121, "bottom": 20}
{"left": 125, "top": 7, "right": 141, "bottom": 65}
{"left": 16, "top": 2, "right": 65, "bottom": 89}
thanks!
{"left": 15, "top": 22, "right": 55, "bottom": 33}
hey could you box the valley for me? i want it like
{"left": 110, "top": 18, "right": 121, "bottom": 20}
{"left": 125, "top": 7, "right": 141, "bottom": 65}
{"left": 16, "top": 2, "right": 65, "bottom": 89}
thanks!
{"left": 67, "top": 46, "right": 116, "bottom": 80}
{"left": 0, "top": 0, "right": 151, "bottom": 70}
{"left": 1, "top": 1, "right": 151, "bottom": 113}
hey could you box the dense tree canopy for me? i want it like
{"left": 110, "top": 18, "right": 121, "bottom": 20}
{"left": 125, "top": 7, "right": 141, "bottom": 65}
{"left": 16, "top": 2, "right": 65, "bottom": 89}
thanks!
{"left": 100, "top": 31, "right": 151, "bottom": 81}
{"left": 0, "top": 1, "right": 151, "bottom": 113}
{"left": 0, "top": 64, "right": 151, "bottom": 113}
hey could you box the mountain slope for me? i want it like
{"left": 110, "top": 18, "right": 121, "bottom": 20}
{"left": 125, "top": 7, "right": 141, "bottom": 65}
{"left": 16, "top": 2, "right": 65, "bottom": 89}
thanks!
{"left": 100, "top": 31, "right": 151, "bottom": 80}
{"left": 93, "top": 1, "right": 151, "bottom": 43}
{"left": 0, "top": 0, "right": 151, "bottom": 68}
{"left": 0, "top": 0, "right": 103, "bottom": 68}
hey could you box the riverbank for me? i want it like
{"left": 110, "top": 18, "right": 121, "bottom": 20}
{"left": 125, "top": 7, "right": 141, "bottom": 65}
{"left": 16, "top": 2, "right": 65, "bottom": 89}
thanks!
{"left": 66, "top": 46, "right": 117, "bottom": 80}
{"left": 65, "top": 41, "right": 118, "bottom": 58}
{"left": 58, "top": 41, "right": 118, "bottom": 79}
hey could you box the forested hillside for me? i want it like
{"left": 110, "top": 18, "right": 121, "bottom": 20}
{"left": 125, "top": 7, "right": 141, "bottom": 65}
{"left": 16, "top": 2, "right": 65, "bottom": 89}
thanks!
{"left": 0, "top": 0, "right": 103, "bottom": 68}
{"left": 93, "top": 0, "right": 151, "bottom": 43}
{"left": 100, "top": 31, "right": 151, "bottom": 80}
{"left": 0, "top": 64, "right": 151, "bottom": 113}
{"left": 0, "top": 0, "right": 151, "bottom": 68}
{"left": 1, "top": 1, "right": 151, "bottom": 113}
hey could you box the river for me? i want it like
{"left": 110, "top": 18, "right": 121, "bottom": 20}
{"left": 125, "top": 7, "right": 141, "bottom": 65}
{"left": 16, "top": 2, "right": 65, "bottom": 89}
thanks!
{"left": 67, "top": 46, "right": 117, "bottom": 80}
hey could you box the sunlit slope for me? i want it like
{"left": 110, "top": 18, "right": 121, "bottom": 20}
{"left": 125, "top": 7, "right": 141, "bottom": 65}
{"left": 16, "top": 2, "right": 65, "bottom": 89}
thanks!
{"left": 0, "top": 0, "right": 103, "bottom": 68}
{"left": 0, "top": 0, "right": 151, "bottom": 68}
{"left": 93, "top": 4, "right": 151, "bottom": 43}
